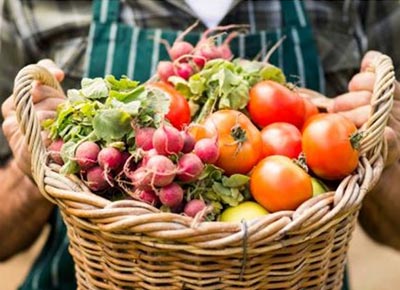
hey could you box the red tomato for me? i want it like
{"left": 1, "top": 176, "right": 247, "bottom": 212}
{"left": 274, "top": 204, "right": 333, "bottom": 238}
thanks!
{"left": 203, "top": 110, "right": 262, "bottom": 175}
{"left": 260, "top": 122, "right": 302, "bottom": 159}
{"left": 302, "top": 97, "right": 319, "bottom": 123}
{"left": 250, "top": 155, "right": 312, "bottom": 212}
{"left": 302, "top": 113, "right": 359, "bottom": 180}
{"left": 248, "top": 80, "right": 305, "bottom": 129}
{"left": 150, "top": 82, "right": 191, "bottom": 130}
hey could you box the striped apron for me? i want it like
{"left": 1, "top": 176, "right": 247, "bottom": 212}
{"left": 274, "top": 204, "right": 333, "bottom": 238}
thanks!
{"left": 19, "top": 0, "right": 350, "bottom": 289}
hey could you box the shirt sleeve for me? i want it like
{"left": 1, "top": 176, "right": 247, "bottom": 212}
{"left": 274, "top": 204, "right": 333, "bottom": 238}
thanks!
{"left": 0, "top": 1, "right": 32, "bottom": 166}
{"left": 360, "top": 0, "right": 400, "bottom": 78}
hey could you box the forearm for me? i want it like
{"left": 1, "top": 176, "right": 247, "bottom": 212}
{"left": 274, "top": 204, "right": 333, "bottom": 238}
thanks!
{"left": 358, "top": 162, "right": 400, "bottom": 250}
{"left": 0, "top": 159, "right": 53, "bottom": 261}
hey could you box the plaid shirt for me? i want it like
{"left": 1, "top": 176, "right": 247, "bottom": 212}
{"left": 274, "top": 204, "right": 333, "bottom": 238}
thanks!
{"left": 1, "top": 0, "right": 400, "bottom": 163}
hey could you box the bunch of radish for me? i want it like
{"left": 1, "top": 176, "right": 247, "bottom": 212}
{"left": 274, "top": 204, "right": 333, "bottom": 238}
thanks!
{"left": 123, "top": 124, "right": 219, "bottom": 217}
{"left": 49, "top": 123, "right": 220, "bottom": 218}
{"left": 157, "top": 22, "right": 247, "bottom": 82}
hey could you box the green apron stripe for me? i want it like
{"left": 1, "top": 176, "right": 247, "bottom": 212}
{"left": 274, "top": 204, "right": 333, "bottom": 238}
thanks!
{"left": 260, "top": 31, "right": 267, "bottom": 59}
{"left": 133, "top": 29, "right": 154, "bottom": 82}
{"left": 291, "top": 28, "right": 305, "bottom": 87}
{"left": 100, "top": 0, "right": 109, "bottom": 23}
{"left": 84, "top": 23, "right": 96, "bottom": 77}
{"left": 247, "top": 0, "right": 256, "bottom": 33}
{"left": 50, "top": 215, "right": 63, "bottom": 288}
{"left": 276, "top": 28, "right": 283, "bottom": 68}
{"left": 51, "top": 235, "right": 69, "bottom": 288}
{"left": 159, "top": 31, "right": 176, "bottom": 60}
{"left": 293, "top": 0, "right": 307, "bottom": 27}
{"left": 318, "top": 58, "right": 326, "bottom": 93}
{"left": 105, "top": 23, "right": 118, "bottom": 75}
{"left": 266, "top": 31, "right": 276, "bottom": 66}
{"left": 88, "top": 24, "right": 111, "bottom": 77}
{"left": 112, "top": 25, "right": 132, "bottom": 77}
{"left": 150, "top": 29, "right": 162, "bottom": 77}
{"left": 239, "top": 33, "right": 245, "bottom": 58}
{"left": 280, "top": 0, "right": 308, "bottom": 27}
{"left": 127, "top": 27, "right": 140, "bottom": 79}
{"left": 31, "top": 212, "right": 63, "bottom": 289}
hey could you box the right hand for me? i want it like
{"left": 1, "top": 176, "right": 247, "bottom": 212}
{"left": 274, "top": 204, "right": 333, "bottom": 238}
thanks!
{"left": 1, "top": 59, "right": 66, "bottom": 177}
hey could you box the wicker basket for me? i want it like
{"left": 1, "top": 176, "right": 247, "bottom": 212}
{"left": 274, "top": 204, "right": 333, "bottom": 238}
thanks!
{"left": 13, "top": 54, "right": 395, "bottom": 290}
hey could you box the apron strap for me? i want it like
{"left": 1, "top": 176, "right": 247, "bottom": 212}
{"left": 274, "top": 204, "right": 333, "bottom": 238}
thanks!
{"left": 280, "top": 0, "right": 309, "bottom": 28}
{"left": 93, "top": 0, "right": 121, "bottom": 23}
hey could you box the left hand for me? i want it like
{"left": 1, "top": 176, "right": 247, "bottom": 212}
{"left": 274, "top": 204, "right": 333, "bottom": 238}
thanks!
{"left": 328, "top": 51, "right": 400, "bottom": 250}
{"left": 327, "top": 50, "right": 400, "bottom": 167}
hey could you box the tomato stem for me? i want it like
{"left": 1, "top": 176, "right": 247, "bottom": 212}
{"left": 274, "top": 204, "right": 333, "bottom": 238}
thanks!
{"left": 230, "top": 125, "right": 247, "bottom": 143}
{"left": 350, "top": 132, "right": 363, "bottom": 150}
{"left": 293, "top": 152, "right": 309, "bottom": 172}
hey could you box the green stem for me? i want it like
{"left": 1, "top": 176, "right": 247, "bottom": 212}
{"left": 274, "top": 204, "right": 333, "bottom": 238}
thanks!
{"left": 195, "top": 93, "right": 218, "bottom": 124}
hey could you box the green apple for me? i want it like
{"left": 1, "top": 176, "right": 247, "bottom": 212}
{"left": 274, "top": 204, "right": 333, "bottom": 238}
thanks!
{"left": 311, "top": 177, "right": 329, "bottom": 196}
{"left": 220, "top": 201, "right": 268, "bottom": 222}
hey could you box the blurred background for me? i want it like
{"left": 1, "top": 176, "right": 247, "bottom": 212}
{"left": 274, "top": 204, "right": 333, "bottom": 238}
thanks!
{"left": 1, "top": 223, "right": 399, "bottom": 290}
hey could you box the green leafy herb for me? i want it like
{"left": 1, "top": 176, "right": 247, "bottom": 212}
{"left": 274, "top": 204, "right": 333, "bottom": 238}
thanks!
{"left": 93, "top": 109, "right": 132, "bottom": 143}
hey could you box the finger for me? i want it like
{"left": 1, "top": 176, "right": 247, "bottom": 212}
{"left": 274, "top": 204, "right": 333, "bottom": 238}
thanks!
{"left": 36, "top": 110, "right": 57, "bottom": 122}
{"left": 41, "top": 131, "right": 51, "bottom": 148}
{"left": 1, "top": 95, "right": 15, "bottom": 118}
{"left": 336, "top": 105, "right": 371, "bottom": 128}
{"left": 296, "top": 87, "right": 328, "bottom": 99}
{"left": 34, "top": 97, "right": 64, "bottom": 111}
{"left": 327, "top": 91, "right": 371, "bottom": 113}
{"left": 31, "top": 83, "right": 66, "bottom": 103}
{"left": 384, "top": 126, "right": 400, "bottom": 167}
{"left": 361, "top": 50, "right": 382, "bottom": 72}
{"left": 37, "top": 59, "right": 65, "bottom": 82}
{"left": 348, "top": 71, "right": 375, "bottom": 92}
{"left": 395, "top": 81, "right": 400, "bottom": 100}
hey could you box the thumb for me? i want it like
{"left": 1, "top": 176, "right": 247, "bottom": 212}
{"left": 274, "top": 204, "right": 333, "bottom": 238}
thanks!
{"left": 37, "top": 59, "right": 65, "bottom": 82}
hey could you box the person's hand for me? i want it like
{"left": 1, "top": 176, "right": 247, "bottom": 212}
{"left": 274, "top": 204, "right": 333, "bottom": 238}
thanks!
{"left": 327, "top": 50, "right": 400, "bottom": 167}
{"left": 1, "top": 59, "right": 66, "bottom": 177}
{"left": 327, "top": 51, "right": 400, "bottom": 249}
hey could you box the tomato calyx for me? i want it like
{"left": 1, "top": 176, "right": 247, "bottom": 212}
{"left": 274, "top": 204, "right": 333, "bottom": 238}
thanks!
{"left": 230, "top": 125, "right": 247, "bottom": 143}
{"left": 293, "top": 152, "right": 309, "bottom": 172}
{"left": 350, "top": 131, "right": 363, "bottom": 150}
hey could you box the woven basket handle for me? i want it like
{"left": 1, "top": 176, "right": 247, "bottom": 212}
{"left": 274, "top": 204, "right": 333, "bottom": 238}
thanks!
{"left": 359, "top": 54, "right": 395, "bottom": 159}
{"left": 13, "top": 64, "right": 63, "bottom": 200}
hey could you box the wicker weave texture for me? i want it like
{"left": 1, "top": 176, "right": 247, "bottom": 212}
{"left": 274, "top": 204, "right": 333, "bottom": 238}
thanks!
{"left": 12, "top": 54, "right": 395, "bottom": 290}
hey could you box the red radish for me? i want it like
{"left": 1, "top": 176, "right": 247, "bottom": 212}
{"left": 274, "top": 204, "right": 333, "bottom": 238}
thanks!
{"left": 177, "top": 153, "right": 204, "bottom": 182}
{"left": 180, "top": 131, "right": 196, "bottom": 153}
{"left": 127, "top": 167, "right": 152, "bottom": 190}
{"left": 196, "top": 43, "right": 221, "bottom": 61}
{"left": 135, "top": 127, "right": 156, "bottom": 150}
{"left": 192, "top": 51, "right": 206, "bottom": 69}
{"left": 174, "top": 62, "right": 194, "bottom": 80}
{"left": 156, "top": 61, "right": 175, "bottom": 83}
{"left": 75, "top": 141, "right": 100, "bottom": 170}
{"left": 195, "top": 24, "right": 247, "bottom": 61}
{"left": 184, "top": 199, "right": 207, "bottom": 218}
{"left": 137, "top": 189, "right": 159, "bottom": 206}
{"left": 216, "top": 31, "right": 239, "bottom": 60}
{"left": 48, "top": 139, "right": 64, "bottom": 165}
{"left": 117, "top": 151, "right": 131, "bottom": 173}
{"left": 123, "top": 154, "right": 138, "bottom": 177}
{"left": 146, "top": 155, "right": 176, "bottom": 187}
{"left": 194, "top": 138, "right": 219, "bottom": 164}
{"left": 140, "top": 148, "right": 158, "bottom": 166}
{"left": 86, "top": 166, "right": 110, "bottom": 191}
{"left": 152, "top": 125, "right": 184, "bottom": 155}
{"left": 169, "top": 41, "right": 194, "bottom": 61}
{"left": 98, "top": 147, "right": 123, "bottom": 171}
{"left": 165, "top": 21, "right": 198, "bottom": 61}
{"left": 159, "top": 183, "right": 184, "bottom": 208}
